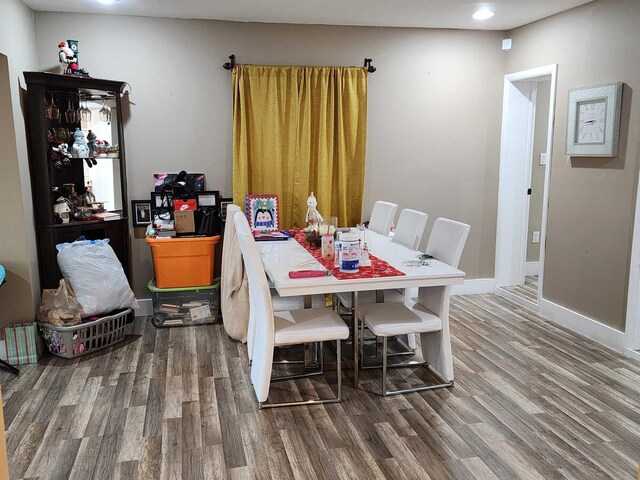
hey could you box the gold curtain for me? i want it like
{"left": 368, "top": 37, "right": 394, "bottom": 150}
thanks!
{"left": 232, "top": 65, "right": 368, "bottom": 228}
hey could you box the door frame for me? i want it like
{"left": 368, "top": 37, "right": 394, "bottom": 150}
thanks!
{"left": 495, "top": 64, "right": 558, "bottom": 308}
{"left": 626, "top": 171, "right": 640, "bottom": 351}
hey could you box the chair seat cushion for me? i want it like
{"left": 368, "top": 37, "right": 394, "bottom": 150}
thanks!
{"left": 358, "top": 302, "right": 442, "bottom": 337}
{"left": 274, "top": 308, "right": 349, "bottom": 345}
{"left": 336, "top": 289, "right": 404, "bottom": 309}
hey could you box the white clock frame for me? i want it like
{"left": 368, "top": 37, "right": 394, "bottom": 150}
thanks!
{"left": 566, "top": 82, "right": 622, "bottom": 157}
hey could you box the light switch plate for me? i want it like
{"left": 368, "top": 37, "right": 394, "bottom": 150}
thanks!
{"left": 532, "top": 231, "right": 540, "bottom": 243}
{"left": 539, "top": 153, "right": 548, "bottom": 165}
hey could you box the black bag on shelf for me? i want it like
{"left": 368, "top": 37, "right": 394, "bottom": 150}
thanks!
{"left": 195, "top": 206, "right": 222, "bottom": 236}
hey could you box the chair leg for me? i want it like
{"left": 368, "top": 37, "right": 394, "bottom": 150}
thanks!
{"left": 363, "top": 334, "right": 453, "bottom": 397}
{"left": 258, "top": 340, "right": 343, "bottom": 409}
{"left": 336, "top": 339, "right": 342, "bottom": 401}
{"left": 360, "top": 334, "right": 426, "bottom": 370}
{"left": 382, "top": 336, "right": 388, "bottom": 396}
{"left": 271, "top": 341, "right": 324, "bottom": 383}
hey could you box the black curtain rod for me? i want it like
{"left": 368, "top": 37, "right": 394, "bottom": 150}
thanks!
{"left": 222, "top": 54, "right": 376, "bottom": 73}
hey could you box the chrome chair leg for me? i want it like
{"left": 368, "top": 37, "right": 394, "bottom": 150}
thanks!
{"left": 271, "top": 342, "right": 324, "bottom": 382}
{"left": 258, "top": 340, "right": 342, "bottom": 409}
{"left": 382, "top": 336, "right": 388, "bottom": 394}
{"left": 380, "top": 336, "right": 452, "bottom": 396}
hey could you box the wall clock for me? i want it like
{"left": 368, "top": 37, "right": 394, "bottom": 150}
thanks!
{"left": 566, "top": 82, "right": 622, "bottom": 157}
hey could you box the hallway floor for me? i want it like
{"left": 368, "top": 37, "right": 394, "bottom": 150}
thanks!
{"left": 502, "top": 275, "right": 538, "bottom": 304}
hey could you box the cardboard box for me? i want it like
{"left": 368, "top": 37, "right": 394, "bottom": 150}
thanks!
{"left": 174, "top": 211, "right": 195, "bottom": 234}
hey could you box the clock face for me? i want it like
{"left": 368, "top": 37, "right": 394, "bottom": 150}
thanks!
{"left": 575, "top": 99, "right": 607, "bottom": 144}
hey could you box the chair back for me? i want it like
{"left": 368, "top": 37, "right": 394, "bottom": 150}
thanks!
{"left": 234, "top": 212, "right": 274, "bottom": 403}
{"left": 392, "top": 209, "right": 429, "bottom": 250}
{"left": 425, "top": 218, "right": 471, "bottom": 268}
{"left": 368, "top": 201, "right": 398, "bottom": 235}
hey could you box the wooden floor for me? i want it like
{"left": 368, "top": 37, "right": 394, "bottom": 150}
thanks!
{"left": 502, "top": 275, "right": 538, "bottom": 304}
{"left": 3, "top": 293, "right": 640, "bottom": 480}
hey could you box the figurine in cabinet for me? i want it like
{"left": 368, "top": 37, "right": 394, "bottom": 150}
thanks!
{"left": 86, "top": 130, "right": 99, "bottom": 163}
{"left": 53, "top": 196, "right": 72, "bottom": 224}
{"left": 50, "top": 142, "right": 72, "bottom": 170}
{"left": 71, "top": 128, "right": 90, "bottom": 160}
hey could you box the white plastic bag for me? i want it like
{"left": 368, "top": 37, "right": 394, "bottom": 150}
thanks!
{"left": 56, "top": 239, "right": 138, "bottom": 316}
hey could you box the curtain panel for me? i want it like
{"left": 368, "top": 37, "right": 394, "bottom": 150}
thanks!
{"left": 232, "top": 65, "right": 368, "bottom": 228}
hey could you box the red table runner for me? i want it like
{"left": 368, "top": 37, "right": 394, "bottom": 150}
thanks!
{"left": 293, "top": 230, "right": 406, "bottom": 280}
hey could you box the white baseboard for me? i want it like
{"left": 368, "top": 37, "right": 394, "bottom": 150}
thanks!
{"left": 136, "top": 298, "right": 153, "bottom": 317}
{"left": 539, "top": 298, "right": 626, "bottom": 352}
{"left": 525, "top": 261, "right": 539, "bottom": 276}
{"left": 452, "top": 278, "right": 495, "bottom": 295}
{"left": 625, "top": 348, "right": 640, "bottom": 362}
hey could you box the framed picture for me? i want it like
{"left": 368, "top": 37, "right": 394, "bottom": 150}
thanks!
{"left": 151, "top": 191, "right": 173, "bottom": 210}
{"left": 153, "top": 173, "right": 206, "bottom": 193}
{"left": 566, "top": 82, "right": 623, "bottom": 157}
{"left": 245, "top": 194, "right": 279, "bottom": 232}
{"left": 196, "top": 190, "right": 220, "bottom": 208}
{"left": 220, "top": 197, "right": 233, "bottom": 222}
{"left": 131, "top": 200, "right": 152, "bottom": 227}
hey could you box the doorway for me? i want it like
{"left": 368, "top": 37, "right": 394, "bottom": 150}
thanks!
{"left": 495, "top": 65, "right": 557, "bottom": 309}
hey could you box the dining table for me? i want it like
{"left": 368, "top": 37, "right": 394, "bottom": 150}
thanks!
{"left": 255, "top": 228, "right": 465, "bottom": 387}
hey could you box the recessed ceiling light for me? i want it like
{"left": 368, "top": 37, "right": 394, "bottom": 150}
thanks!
{"left": 97, "top": 0, "right": 118, "bottom": 5}
{"left": 473, "top": 8, "right": 495, "bottom": 20}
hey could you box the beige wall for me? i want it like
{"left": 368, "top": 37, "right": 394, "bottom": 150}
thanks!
{"left": 509, "top": 0, "right": 640, "bottom": 330}
{"left": 0, "top": 0, "right": 39, "bottom": 325}
{"left": 33, "top": 13, "right": 505, "bottom": 297}
{"left": 526, "top": 79, "right": 550, "bottom": 263}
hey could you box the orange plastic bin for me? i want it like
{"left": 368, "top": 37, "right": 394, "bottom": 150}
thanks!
{"left": 146, "top": 236, "right": 221, "bottom": 289}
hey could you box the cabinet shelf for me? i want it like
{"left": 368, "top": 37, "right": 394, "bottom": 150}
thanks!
{"left": 42, "top": 218, "right": 128, "bottom": 229}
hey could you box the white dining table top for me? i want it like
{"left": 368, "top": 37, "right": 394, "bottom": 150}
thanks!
{"left": 256, "top": 229, "right": 465, "bottom": 297}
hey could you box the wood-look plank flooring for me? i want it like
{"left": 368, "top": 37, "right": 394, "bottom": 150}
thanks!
{"left": 3, "top": 293, "right": 640, "bottom": 479}
{"left": 502, "top": 275, "right": 538, "bottom": 304}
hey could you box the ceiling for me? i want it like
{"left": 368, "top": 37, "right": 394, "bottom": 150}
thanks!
{"left": 22, "top": 0, "right": 594, "bottom": 30}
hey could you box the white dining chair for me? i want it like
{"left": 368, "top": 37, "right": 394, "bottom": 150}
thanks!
{"left": 392, "top": 208, "right": 429, "bottom": 250}
{"left": 357, "top": 217, "right": 470, "bottom": 396}
{"left": 221, "top": 205, "right": 323, "bottom": 366}
{"left": 367, "top": 201, "right": 398, "bottom": 236}
{"left": 234, "top": 212, "right": 349, "bottom": 408}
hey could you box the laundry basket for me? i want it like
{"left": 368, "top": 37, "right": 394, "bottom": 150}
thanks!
{"left": 38, "top": 308, "right": 132, "bottom": 358}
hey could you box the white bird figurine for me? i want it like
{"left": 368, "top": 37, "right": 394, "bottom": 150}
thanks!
{"left": 305, "top": 192, "right": 324, "bottom": 230}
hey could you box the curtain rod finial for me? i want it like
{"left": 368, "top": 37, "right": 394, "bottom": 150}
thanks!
{"left": 223, "top": 54, "right": 236, "bottom": 70}
{"left": 363, "top": 58, "right": 376, "bottom": 73}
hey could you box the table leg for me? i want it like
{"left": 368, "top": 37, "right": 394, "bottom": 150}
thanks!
{"left": 352, "top": 291, "right": 359, "bottom": 387}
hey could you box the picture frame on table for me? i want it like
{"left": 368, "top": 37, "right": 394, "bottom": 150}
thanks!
{"left": 195, "top": 190, "right": 220, "bottom": 208}
{"left": 245, "top": 194, "right": 279, "bottom": 232}
{"left": 219, "top": 197, "right": 233, "bottom": 222}
{"left": 131, "top": 200, "right": 152, "bottom": 227}
{"left": 566, "top": 82, "right": 623, "bottom": 157}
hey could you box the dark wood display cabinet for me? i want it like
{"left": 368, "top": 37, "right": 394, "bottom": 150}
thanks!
{"left": 24, "top": 72, "right": 131, "bottom": 290}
